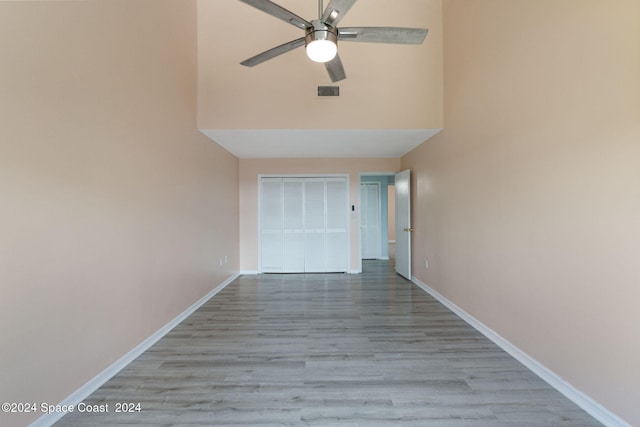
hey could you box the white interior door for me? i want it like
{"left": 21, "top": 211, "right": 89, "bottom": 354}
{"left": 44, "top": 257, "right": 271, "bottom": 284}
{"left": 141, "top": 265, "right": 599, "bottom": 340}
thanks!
{"left": 395, "top": 169, "right": 412, "bottom": 279}
{"left": 360, "top": 183, "right": 381, "bottom": 259}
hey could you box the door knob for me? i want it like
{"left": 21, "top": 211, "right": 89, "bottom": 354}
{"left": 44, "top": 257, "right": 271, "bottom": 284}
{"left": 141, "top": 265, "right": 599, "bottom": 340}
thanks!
{"left": 403, "top": 227, "right": 414, "bottom": 232}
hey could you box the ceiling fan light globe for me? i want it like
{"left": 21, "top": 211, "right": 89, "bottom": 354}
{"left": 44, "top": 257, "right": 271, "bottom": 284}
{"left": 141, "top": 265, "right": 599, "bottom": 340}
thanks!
{"left": 306, "top": 39, "right": 337, "bottom": 63}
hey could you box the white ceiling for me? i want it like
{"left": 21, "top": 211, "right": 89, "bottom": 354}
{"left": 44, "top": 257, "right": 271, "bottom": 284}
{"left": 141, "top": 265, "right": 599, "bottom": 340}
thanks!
{"left": 201, "top": 128, "right": 441, "bottom": 158}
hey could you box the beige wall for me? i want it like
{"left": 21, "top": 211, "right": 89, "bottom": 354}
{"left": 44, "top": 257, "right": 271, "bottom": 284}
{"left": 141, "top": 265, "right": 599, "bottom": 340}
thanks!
{"left": 239, "top": 158, "right": 401, "bottom": 272}
{"left": 197, "top": 0, "right": 443, "bottom": 130}
{"left": 402, "top": 0, "right": 640, "bottom": 424}
{"left": 0, "top": 2, "right": 239, "bottom": 426}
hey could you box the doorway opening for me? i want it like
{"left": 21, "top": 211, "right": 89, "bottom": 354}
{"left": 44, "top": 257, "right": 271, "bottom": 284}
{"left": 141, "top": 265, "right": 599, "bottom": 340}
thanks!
{"left": 359, "top": 173, "right": 396, "bottom": 273}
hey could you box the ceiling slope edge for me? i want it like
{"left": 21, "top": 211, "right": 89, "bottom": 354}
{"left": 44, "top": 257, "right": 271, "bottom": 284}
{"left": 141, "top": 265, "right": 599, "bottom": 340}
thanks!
{"left": 200, "top": 128, "right": 442, "bottom": 159}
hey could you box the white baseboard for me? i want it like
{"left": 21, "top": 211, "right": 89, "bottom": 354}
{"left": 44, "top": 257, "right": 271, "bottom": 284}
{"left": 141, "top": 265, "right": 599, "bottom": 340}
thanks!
{"left": 30, "top": 272, "right": 240, "bottom": 427}
{"left": 410, "top": 276, "right": 630, "bottom": 427}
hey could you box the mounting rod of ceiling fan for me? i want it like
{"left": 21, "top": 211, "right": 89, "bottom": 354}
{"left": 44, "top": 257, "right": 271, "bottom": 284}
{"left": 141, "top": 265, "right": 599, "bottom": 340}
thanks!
{"left": 318, "top": 0, "right": 323, "bottom": 19}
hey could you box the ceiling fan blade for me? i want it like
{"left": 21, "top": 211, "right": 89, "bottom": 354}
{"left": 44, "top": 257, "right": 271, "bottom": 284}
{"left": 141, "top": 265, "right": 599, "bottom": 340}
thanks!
{"left": 321, "top": 0, "right": 357, "bottom": 27}
{"left": 339, "top": 27, "right": 428, "bottom": 44}
{"left": 241, "top": 37, "right": 306, "bottom": 67}
{"left": 325, "top": 53, "right": 346, "bottom": 82}
{"left": 238, "top": 0, "right": 311, "bottom": 30}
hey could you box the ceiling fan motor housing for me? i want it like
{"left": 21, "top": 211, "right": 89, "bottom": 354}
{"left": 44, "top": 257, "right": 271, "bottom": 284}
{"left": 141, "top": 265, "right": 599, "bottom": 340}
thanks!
{"left": 305, "top": 19, "right": 338, "bottom": 49}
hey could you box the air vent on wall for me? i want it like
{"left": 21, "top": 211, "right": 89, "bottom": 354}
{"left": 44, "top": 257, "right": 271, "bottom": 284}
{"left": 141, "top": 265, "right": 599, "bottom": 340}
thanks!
{"left": 318, "top": 86, "right": 340, "bottom": 97}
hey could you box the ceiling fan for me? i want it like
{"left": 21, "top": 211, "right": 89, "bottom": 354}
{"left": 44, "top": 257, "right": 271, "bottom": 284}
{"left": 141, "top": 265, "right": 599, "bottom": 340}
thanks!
{"left": 238, "top": 0, "right": 428, "bottom": 82}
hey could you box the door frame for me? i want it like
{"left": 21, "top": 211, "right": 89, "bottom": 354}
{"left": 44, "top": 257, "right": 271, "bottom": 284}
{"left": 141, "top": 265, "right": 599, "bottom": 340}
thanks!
{"left": 258, "top": 174, "right": 350, "bottom": 274}
{"left": 359, "top": 182, "right": 382, "bottom": 260}
{"left": 358, "top": 172, "right": 397, "bottom": 273}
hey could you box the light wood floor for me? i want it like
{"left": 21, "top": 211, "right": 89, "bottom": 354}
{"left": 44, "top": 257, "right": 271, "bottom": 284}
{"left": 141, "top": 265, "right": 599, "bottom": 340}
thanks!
{"left": 56, "top": 261, "right": 601, "bottom": 426}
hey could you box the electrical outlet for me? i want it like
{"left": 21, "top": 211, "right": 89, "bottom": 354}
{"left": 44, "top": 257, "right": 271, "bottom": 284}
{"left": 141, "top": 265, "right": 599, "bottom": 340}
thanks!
{"left": 425, "top": 258, "right": 429, "bottom": 269}
{"left": 224, "top": 256, "right": 228, "bottom": 264}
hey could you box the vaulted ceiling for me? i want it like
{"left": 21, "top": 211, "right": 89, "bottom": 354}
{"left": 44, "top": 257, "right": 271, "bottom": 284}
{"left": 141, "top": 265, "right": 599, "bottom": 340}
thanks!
{"left": 197, "top": 0, "right": 443, "bottom": 158}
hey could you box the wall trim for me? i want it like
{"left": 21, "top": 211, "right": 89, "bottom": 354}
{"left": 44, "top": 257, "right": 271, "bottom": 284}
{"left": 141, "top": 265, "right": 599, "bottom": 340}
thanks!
{"left": 410, "top": 276, "right": 630, "bottom": 427}
{"left": 30, "top": 272, "right": 240, "bottom": 427}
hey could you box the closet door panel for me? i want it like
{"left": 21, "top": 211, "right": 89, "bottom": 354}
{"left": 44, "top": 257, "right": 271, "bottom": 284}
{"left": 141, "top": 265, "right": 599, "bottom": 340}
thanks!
{"left": 326, "top": 178, "right": 348, "bottom": 272}
{"left": 282, "top": 178, "right": 305, "bottom": 272}
{"left": 283, "top": 234, "right": 305, "bottom": 272}
{"left": 304, "top": 233, "right": 325, "bottom": 272}
{"left": 304, "top": 178, "right": 326, "bottom": 272}
{"left": 261, "top": 232, "right": 283, "bottom": 272}
{"left": 261, "top": 178, "right": 283, "bottom": 230}
{"left": 326, "top": 178, "right": 348, "bottom": 231}
{"left": 283, "top": 179, "right": 304, "bottom": 229}
{"left": 260, "top": 178, "right": 283, "bottom": 272}
{"left": 326, "top": 232, "right": 347, "bottom": 272}
{"left": 304, "top": 179, "right": 325, "bottom": 230}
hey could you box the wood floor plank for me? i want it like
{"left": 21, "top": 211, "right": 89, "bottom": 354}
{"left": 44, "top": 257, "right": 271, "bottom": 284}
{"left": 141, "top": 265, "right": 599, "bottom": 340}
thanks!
{"left": 55, "top": 261, "right": 601, "bottom": 426}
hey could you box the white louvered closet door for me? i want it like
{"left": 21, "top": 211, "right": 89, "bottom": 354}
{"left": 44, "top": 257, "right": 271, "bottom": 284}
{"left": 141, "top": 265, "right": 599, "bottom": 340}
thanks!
{"left": 260, "top": 176, "right": 348, "bottom": 273}
{"left": 304, "top": 178, "right": 326, "bottom": 272}
{"left": 325, "top": 178, "right": 348, "bottom": 272}
{"left": 282, "top": 178, "right": 305, "bottom": 272}
{"left": 260, "top": 178, "right": 283, "bottom": 273}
